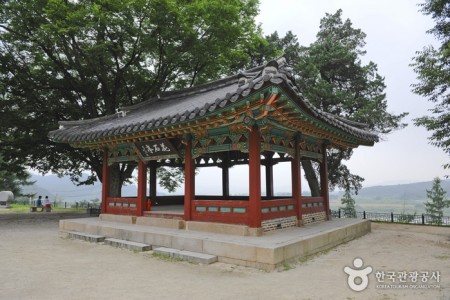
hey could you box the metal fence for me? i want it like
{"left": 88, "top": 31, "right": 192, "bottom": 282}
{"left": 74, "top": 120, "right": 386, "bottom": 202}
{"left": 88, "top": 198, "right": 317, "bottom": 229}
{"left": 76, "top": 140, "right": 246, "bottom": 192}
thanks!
{"left": 15, "top": 199, "right": 100, "bottom": 209}
{"left": 331, "top": 209, "right": 450, "bottom": 226}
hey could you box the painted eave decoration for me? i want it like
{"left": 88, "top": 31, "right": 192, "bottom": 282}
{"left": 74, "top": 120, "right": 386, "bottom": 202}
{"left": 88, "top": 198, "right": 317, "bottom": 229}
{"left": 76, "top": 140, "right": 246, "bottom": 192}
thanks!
{"left": 48, "top": 56, "right": 379, "bottom": 151}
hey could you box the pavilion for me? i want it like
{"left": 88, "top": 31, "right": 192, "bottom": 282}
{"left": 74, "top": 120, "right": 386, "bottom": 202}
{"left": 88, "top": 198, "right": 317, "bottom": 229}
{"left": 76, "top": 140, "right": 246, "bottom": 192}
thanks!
{"left": 49, "top": 56, "right": 377, "bottom": 234}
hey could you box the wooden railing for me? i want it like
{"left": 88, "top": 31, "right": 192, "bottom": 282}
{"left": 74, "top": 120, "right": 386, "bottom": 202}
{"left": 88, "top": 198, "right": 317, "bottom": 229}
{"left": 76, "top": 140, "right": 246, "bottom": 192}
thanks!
{"left": 106, "top": 197, "right": 138, "bottom": 215}
{"left": 261, "top": 198, "right": 297, "bottom": 221}
{"left": 301, "top": 197, "right": 326, "bottom": 214}
{"left": 191, "top": 200, "right": 249, "bottom": 225}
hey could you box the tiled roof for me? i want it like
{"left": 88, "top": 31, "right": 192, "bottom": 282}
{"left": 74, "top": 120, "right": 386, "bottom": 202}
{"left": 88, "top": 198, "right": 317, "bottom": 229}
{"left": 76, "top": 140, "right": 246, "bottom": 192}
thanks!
{"left": 48, "top": 57, "right": 378, "bottom": 145}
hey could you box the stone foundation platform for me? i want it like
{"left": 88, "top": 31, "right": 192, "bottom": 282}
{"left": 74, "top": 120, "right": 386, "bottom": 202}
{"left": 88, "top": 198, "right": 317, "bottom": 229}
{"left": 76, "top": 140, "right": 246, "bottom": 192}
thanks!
{"left": 60, "top": 217, "right": 370, "bottom": 271}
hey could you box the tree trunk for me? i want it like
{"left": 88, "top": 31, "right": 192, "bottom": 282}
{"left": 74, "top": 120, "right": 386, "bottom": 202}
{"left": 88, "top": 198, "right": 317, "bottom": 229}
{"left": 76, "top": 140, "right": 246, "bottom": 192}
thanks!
{"left": 107, "top": 163, "right": 136, "bottom": 197}
{"left": 301, "top": 159, "right": 321, "bottom": 197}
{"left": 109, "top": 164, "right": 122, "bottom": 197}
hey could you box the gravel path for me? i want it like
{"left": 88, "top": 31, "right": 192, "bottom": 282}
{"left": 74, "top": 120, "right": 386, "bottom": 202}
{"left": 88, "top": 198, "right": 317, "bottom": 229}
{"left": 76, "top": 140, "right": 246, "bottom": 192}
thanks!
{"left": 0, "top": 214, "right": 448, "bottom": 300}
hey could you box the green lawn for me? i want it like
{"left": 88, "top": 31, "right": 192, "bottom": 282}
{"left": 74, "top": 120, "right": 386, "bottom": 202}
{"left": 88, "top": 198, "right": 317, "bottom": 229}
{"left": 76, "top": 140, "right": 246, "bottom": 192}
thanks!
{"left": 0, "top": 204, "right": 85, "bottom": 214}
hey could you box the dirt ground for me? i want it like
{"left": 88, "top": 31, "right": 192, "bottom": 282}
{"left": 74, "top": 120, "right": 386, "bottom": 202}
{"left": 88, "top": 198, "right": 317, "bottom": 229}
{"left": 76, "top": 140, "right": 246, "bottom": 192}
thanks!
{"left": 0, "top": 212, "right": 449, "bottom": 300}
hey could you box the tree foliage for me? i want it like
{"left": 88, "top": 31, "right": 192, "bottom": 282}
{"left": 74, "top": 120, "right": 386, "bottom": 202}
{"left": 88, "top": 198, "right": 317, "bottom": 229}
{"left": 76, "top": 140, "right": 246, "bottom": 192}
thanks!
{"left": 0, "top": 0, "right": 261, "bottom": 194}
{"left": 340, "top": 190, "right": 356, "bottom": 218}
{"left": 411, "top": 0, "right": 450, "bottom": 171}
{"left": 255, "top": 10, "right": 408, "bottom": 194}
{"left": 424, "top": 177, "right": 450, "bottom": 225}
{"left": 0, "top": 156, "right": 33, "bottom": 196}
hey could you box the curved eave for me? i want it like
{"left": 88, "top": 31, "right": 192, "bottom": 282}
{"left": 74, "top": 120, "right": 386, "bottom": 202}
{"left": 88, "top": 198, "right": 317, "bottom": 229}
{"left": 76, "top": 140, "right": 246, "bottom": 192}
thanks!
{"left": 48, "top": 58, "right": 378, "bottom": 149}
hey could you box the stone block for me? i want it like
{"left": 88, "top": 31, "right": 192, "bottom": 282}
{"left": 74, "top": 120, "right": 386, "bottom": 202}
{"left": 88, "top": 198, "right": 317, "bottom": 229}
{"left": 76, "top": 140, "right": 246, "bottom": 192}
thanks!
{"left": 98, "top": 226, "right": 124, "bottom": 239}
{"left": 283, "top": 240, "right": 306, "bottom": 260}
{"left": 203, "top": 240, "right": 257, "bottom": 262}
{"left": 218, "top": 256, "right": 275, "bottom": 272}
{"left": 136, "top": 217, "right": 185, "bottom": 229}
{"left": 99, "top": 214, "right": 136, "bottom": 224}
{"left": 59, "top": 220, "right": 86, "bottom": 232}
{"left": 171, "top": 236, "right": 203, "bottom": 253}
{"left": 67, "top": 231, "right": 105, "bottom": 243}
{"left": 186, "top": 221, "right": 250, "bottom": 236}
{"left": 327, "top": 227, "right": 346, "bottom": 246}
{"left": 256, "top": 246, "right": 284, "bottom": 265}
{"left": 143, "top": 232, "right": 172, "bottom": 248}
{"left": 248, "top": 227, "right": 263, "bottom": 236}
{"left": 153, "top": 247, "right": 217, "bottom": 264}
{"left": 104, "top": 238, "right": 151, "bottom": 252}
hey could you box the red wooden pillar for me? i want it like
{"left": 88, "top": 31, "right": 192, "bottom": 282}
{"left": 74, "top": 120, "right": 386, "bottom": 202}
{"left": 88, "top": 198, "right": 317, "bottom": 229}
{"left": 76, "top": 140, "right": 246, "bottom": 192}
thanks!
{"left": 136, "top": 159, "right": 147, "bottom": 217}
{"left": 248, "top": 125, "right": 262, "bottom": 228}
{"left": 291, "top": 148, "right": 302, "bottom": 224}
{"left": 101, "top": 149, "right": 110, "bottom": 214}
{"left": 184, "top": 139, "right": 195, "bottom": 221}
{"left": 320, "top": 144, "right": 330, "bottom": 220}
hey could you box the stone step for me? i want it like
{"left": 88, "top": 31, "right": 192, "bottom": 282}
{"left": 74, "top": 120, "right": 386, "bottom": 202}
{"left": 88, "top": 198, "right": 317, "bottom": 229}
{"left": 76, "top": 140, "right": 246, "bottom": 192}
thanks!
{"left": 104, "top": 238, "right": 151, "bottom": 252}
{"left": 67, "top": 231, "right": 105, "bottom": 243}
{"left": 153, "top": 247, "right": 218, "bottom": 264}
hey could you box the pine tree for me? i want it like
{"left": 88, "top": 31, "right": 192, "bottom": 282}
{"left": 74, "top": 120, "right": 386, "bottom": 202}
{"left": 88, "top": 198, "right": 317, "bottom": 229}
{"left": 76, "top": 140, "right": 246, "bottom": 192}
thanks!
{"left": 425, "top": 177, "right": 450, "bottom": 225}
{"left": 341, "top": 190, "right": 357, "bottom": 218}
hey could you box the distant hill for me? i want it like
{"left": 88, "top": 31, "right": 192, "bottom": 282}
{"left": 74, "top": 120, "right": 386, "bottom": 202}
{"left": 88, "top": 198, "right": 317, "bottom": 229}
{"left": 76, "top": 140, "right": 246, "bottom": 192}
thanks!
{"left": 20, "top": 175, "right": 449, "bottom": 204}
{"left": 329, "top": 179, "right": 450, "bottom": 214}
{"left": 353, "top": 180, "right": 450, "bottom": 201}
{"left": 20, "top": 174, "right": 137, "bottom": 202}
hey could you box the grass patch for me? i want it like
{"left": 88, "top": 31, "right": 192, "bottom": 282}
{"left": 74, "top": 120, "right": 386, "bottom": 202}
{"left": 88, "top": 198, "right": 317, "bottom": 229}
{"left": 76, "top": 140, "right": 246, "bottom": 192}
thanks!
{"left": 280, "top": 262, "right": 294, "bottom": 272}
{"left": 0, "top": 204, "right": 85, "bottom": 214}
{"left": 434, "top": 255, "right": 450, "bottom": 260}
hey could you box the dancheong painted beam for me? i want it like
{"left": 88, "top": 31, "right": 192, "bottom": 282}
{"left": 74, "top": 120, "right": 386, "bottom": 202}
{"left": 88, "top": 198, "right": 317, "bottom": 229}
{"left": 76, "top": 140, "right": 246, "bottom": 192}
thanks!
{"left": 49, "top": 56, "right": 378, "bottom": 231}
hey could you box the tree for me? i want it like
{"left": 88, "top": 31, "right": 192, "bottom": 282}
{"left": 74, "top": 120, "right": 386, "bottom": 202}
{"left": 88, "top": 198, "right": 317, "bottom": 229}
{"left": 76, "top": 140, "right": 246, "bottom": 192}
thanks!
{"left": 0, "top": 0, "right": 262, "bottom": 195}
{"left": 0, "top": 156, "right": 33, "bottom": 196}
{"left": 424, "top": 177, "right": 450, "bottom": 225}
{"left": 256, "top": 10, "right": 408, "bottom": 195}
{"left": 411, "top": 0, "right": 450, "bottom": 172}
{"left": 340, "top": 190, "right": 357, "bottom": 218}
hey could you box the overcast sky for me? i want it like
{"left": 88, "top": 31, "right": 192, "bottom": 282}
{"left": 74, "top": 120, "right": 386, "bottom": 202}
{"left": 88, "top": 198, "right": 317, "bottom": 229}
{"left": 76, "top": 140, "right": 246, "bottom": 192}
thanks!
{"left": 194, "top": 0, "right": 448, "bottom": 194}
{"left": 256, "top": 0, "right": 447, "bottom": 187}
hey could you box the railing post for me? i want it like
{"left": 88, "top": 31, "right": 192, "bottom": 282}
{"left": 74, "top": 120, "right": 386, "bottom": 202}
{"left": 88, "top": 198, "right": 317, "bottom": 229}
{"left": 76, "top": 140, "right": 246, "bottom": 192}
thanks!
{"left": 422, "top": 214, "right": 425, "bottom": 225}
{"left": 363, "top": 211, "right": 366, "bottom": 219}
{"left": 391, "top": 212, "right": 394, "bottom": 223}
